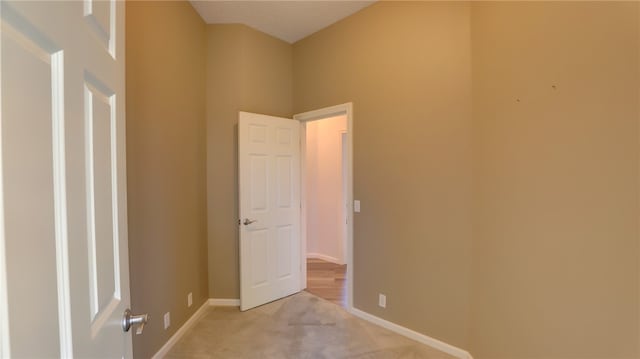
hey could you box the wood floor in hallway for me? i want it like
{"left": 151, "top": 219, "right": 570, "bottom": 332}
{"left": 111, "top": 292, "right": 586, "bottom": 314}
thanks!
{"left": 305, "top": 258, "right": 347, "bottom": 307}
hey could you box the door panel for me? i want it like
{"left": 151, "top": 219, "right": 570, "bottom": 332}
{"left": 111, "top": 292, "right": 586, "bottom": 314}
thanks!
{"left": 276, "top": 226, "right": 293, "bottom": 279}
{"left": 250, "top": 229, "right": 269, "bottom": 287}
{"left": 2, "top": 18, "right": 63, "bottom": 356}
{"left": 1, "top": 1, "right": 132, "bottom": 357}
{"left": 84, "top": 0, "right": 115, "bottom": 57}
{"left": 250, "top": 155, "right": 268, "bottom": 211}
{"left": 84, "top": 75, "right": 122, "bottom": 332}
{"left": 239, "top": 112, "right": 301, "bottom": 311}
{"left": 276, "top": 156, "right": 292, "bottom": 208}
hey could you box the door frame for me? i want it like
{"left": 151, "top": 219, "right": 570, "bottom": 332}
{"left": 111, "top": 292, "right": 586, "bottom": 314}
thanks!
{"left": 294, "top": 103, "right": 354, "bottom": 311}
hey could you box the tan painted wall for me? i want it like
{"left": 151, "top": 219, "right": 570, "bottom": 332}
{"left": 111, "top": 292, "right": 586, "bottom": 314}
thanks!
{"left": 294, "top": 2, "right": 474, "bottom": 348}
{"left": 470, "top": 2, "right": 640, "bottom": 358}
{"left": 123, "top": 1, "right": 639, "bottom": 357}
{"left": 125, "top": 2, "right": 208, "bottom": 357}
{"left": 206, "top": 24, "right": 292, "bottom": 298}
{"left": 293, "top": 1, "right": 640, "bottom": 356}
{"left": 306, "top": 115, "right": 348, "bottom": 263}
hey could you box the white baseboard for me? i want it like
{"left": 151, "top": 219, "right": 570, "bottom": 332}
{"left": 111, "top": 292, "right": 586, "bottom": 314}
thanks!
{"left": 349, "top": 307, "right": 473, "bottom": 359}
{"left": 307, "top": 252, "right": 342, "bottom": 265}
{"left": 209, "top": 298, "right": 240, "bottom": 306}
{"left": 151, "top": 300, "right": 210, "bottom": 359}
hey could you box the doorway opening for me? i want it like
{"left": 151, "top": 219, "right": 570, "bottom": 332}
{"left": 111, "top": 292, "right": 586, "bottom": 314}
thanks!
{"left": 304, "top": 116, "right": 347, "bottom": 306}
{"left": 295, "top": 103, "right": 353, "bottom": 310}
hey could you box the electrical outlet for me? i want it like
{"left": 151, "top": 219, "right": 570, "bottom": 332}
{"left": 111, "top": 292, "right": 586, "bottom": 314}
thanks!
{"left": 378, "top": 294, "right": 386, "bottom": 308}
{"left": 188, "top": 292, "right": 193, "bottom": 307}
{"left": 354, "top": 200, "right": 361, "bottom": 213}
{"left": 164, "top": 312, "right": 170, "bottom": 329}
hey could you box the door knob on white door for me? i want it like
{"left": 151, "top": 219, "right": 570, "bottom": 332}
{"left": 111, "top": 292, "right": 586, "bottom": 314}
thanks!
{"left": 243, "top": 218, "right": 257, "bottom": 225}
{"left": 122, "top": 309, "right": 149, "bottom": 335}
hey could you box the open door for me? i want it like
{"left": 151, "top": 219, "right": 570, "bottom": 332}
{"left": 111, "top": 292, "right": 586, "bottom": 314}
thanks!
{"left": 1, "top": 1, "right": 143, "bottom": 357}
{"left": 238, "top": 112, "right": 301, "bottom": 311}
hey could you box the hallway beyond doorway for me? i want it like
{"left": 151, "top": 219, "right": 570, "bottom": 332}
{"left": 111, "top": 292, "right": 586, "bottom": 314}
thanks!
{"left": 305, "top": 258, "right": 347, "bottom": 307}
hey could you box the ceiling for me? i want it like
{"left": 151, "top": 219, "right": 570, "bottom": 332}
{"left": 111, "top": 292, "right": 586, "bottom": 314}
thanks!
{"left": 190, "top": 1, "right": 376, "bottom": 44}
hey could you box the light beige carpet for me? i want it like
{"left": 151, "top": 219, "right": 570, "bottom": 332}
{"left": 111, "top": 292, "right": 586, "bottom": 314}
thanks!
{"left": 165, "top": 291, "right": 457, "bottom": 359}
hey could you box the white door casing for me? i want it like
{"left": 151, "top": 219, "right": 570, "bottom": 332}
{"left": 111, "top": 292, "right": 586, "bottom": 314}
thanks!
{"left": 341, "top": 131, "right": 348, "bottom": 268}
{"left": 1, "top": 1, "right": 132, "bottom": 358}
{"left": 239, "top": 112, "right": 301, "bottom": 311}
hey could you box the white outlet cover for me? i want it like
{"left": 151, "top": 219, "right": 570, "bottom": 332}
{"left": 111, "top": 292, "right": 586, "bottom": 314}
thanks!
{"left": 164, "top": 312, "right": 170, "bottom": 329}
{"left": 188, "top": 292, "right": 193, "bottom": 307}
{"left": 378, "top": 294, "right": 386, "bottom": 308}
{"left": 354, "top": 200, "right": 361, "bottom": 213}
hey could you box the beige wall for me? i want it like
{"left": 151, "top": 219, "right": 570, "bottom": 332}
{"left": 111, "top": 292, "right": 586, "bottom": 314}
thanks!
{"left": 294, "top": 2, "right": 474, "bottom": 348}
{"left": 306, "top": 115, "right": 348, "bottom": 263}
{"left": 123, "top": 1, "right": 639, "bottom": 357}
{"left": 206, "top": 24, "right": 292, "bottom": 298}
{"left": 125, "top": 2, "right": 208, "bottom": 357}
{"left": 293, "top": 1, "right": 640, "bottom": 356}
{"left": 470, "top": 2, "right": 640, "bottom": 358}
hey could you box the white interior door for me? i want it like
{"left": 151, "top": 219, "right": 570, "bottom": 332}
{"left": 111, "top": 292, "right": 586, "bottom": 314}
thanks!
{"left": 0, "top": 1, "right": 135, "bottom": 358}
{"left": 239, "top": 112, "right": 301, "bottom": 311}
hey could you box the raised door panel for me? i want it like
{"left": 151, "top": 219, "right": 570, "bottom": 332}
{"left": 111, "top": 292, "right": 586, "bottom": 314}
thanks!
{"left": 249, "top": 155, "right": 268, "bottom": 213}
{"left": 83, "top": 0, "right": 115, "bottom": 57}
{"left": 276, "top": 156, "right": 292, "bottom": 209}
{"left": 249, "top": 229, "right": 269, "bottom": 288}
{"left": 1, "top": 5, "right": 69, "bottom": 356}
{"left": 275, "top": 225, "right": 293, "bottom": 280}
{"left": 83, "top": 75, "right": 122, "bottom": 339}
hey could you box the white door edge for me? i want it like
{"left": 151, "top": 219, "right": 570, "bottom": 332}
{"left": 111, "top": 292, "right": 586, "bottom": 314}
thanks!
{"left": 294, "top": 102, "right": 354, "bottom": 311}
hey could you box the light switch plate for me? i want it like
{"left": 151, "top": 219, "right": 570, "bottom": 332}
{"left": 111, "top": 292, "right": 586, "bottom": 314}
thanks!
{"left": 164, "top": 312, "right": 170, "bottom": 329}
{"left": 354, "top": 200, "right": 361, "bottom": 213}
{"left": 378, "top": 294, "right": 386, "bottom": 308}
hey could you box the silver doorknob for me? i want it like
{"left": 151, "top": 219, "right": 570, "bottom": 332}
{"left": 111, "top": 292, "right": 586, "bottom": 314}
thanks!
{"left": 243, "top": 218, "right": 257, "bottom": 225}
{"left": 123, "top": 309, "right": 149, "bottom": 335}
